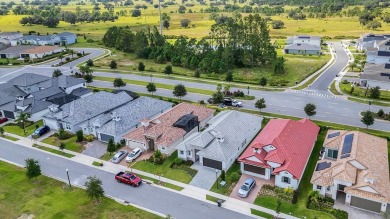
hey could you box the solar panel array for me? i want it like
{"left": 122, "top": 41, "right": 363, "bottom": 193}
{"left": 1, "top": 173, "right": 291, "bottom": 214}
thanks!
{"left": 327, "top": 132, "right": 340, "bottom": 139}
{"left": 315, "top": 162, "right": 331, "bottom": 171}
{"left": 341, "top": 133, "right": 354, "bottom": 159}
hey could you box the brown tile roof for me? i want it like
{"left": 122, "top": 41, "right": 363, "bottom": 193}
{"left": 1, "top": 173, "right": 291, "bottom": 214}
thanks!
{"left": 123, "top": 103, "right": 214, "bottom": 148}
{"left": 311, "top": 130, "right": 390, "bottom": 203}
{"left": 22, "top": 46, "right": 60, "bottom": 54}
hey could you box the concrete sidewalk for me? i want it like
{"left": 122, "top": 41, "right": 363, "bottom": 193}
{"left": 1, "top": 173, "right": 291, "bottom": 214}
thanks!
{"left": 4, "top": 132, "right": 297, "bottom": 219}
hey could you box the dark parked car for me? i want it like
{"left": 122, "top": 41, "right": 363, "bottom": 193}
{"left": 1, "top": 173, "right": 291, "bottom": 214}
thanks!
{"left": 223, "top": 98, "right": 233, "bottom": 106}
{"left": 33, "top": 125, "right": 50, "bottom": 137}
{"left": 0, "top": 117, "right": 8, "bottom": 124}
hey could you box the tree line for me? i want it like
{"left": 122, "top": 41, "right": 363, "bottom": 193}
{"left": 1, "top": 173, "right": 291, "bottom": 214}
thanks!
{"left": 103, "top": 13, "right": 283, "bottom": 77}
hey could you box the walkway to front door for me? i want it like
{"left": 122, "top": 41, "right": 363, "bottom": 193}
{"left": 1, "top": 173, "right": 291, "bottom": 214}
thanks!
{"left": 189, "top": 163, "right": 220, "bottom": 190}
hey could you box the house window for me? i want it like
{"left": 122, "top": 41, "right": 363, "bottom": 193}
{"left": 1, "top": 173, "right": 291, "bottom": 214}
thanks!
{"left": 83, "top": 128, "right": 87, "bottom": 132}
{"left": 188, "top": 151, "right": 191, "bottom": 156}
{"left": 317, "top": 185, "right": 322, "bottom": 190}
{"left": 326, "top": 186, "right": 331, "bottom": 192}
{"left": 65, "top": 124, "right": 71, "bottom": 130}
{"left": 282, "top": 176, "right": 290, "bottom": 184}
{"left": 161, "top": 147, "right": 166, "bottom": 151}
{"left": 327, "top": 149, "right": 338, "bottom": 159}
{"left": 180, "top": 150, "right": 184, "bottom": 155}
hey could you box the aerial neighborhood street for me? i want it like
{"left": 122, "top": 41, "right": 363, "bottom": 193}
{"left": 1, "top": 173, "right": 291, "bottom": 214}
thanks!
{"left": 0, "top": 1, "right": 390, "bottom": 219}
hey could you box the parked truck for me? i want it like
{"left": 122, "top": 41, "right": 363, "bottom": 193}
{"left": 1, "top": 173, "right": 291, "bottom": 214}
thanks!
{"left": 115, "top": 171, "right": 142, "bottom": 187}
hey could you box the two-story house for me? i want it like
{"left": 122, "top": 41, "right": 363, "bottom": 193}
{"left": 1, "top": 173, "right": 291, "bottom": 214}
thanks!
{"left": 310, "top": 130, "right": 390, "bottom": 214}
{"left": 356, "top": 33, "right": 390, "bottom": 51}
{"left": 238, "top": 118, "right": 320, "bottom": 190}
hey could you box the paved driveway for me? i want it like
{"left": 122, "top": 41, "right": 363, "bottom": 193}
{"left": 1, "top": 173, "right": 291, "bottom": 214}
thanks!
{"left": 189, "top": 163, "right": 219, "bottom": 190}
{"left": 230, "top": 174, "right": 275, "bottom": 203}
{"left": 81, "top": 140, "right": 107, "bottom": 158}
{"left": 334, "top": 193, "right": 384, "bottom": 219}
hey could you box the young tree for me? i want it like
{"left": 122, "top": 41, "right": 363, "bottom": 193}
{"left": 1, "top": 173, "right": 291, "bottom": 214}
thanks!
{"left": 146, "top": 82, "right": 156, "bottom": 95}
{"left": 109, "top": 60, "right": 117, "bottom": 69}
{"left": 76, "top": 130, "right": 84, "bottom": 142}
{"left": 58, "top": 54, "right": 64, "bottom": 61}
{"left": 16, "top": 112, "right": 30, "bottom": 135}
{"left": 131, "top": 9, "right": 141, "bottom": 17}
{"left": 0, "top": 126, "right": 4, "bottom": 136}
{"left": 304, "top": 103, "right": 317, "bottom": 119}
{"left": 273, "top": 57, "right": 285, "bottom": 74}
{"left": 370, "top": 86, "right": 381, "bottom": 99}
{"left": 259, "top": 77, "right": 267, "bottom": 87}
{"left": 138, "top": 62, "right": 145, "bottom": 71}
{"left": 113, "top": 78, "right": 126, "bottom": 87}
{"left": 361, "top": 111, "right": 375, "bottom": 129}
{"left": 271, "top": 20, "right": 284, "bottom": 29}
{"left": 25, "top": 158, "right": 41, "bottom": 180}
{"left": 349, "top": 62, "right": 357, "bottom": 71}
{"left": 180, "top": 19, "right": 191, "bottom": 28}
{"left": 377, "top": 109, "right": 384, "bottom": 118}
{"left": 220, "top": 170, "right": 226, "bottom": 181}
{"left": 255, "top": 98, "right": 266, "bottom": 112}
{"left": 79, "top": 65, "right": 93, "bottom": 75}
{"left": 163, "top": 19, "right": 170, "bottom": 30}
{"left": 86, "top": 59, "right": 94, "bottom": 67}
{"left": 178, "top": 5, "right": 186, "bottom": 13}
{"left": 366, "top": 20, "right": 381, "bottom": 30}
{"left": 84, "top": 74, "right": 93, "bottom": 83}
{"left": 59, "top": 142, "right": 65, "bottom": 151}
{"left": 52, "top": 69, "right": 62, "bottom": 77}
{"left": 84, "top": 176, "right": 105, "bottom": 204}
{"left": 107, "top": 138, "right": 116, "bottom": 154}
{"left": 173, "top": 84, "right": 187, "bottom": 99}
{"left": 164, "top": 64, "right": 173, "bottom": 76}
{"left": 225, "top": 71, "right": 233, "bottom": 82}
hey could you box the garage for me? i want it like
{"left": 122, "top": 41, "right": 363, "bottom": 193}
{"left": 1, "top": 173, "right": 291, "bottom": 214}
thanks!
{"left": 350, "top": 196, "right": 382, "bottom": 213}
{"left": 99, "top": 133, "right": 114, "bottom": 143}
{"left": 203, "top": 157, "right": 222, "bottom": 170}
{"left": 244, "top": 164, "right": 265, "bottom": 175}
{"left": 3, "top": 111, "right": 15, "bottom": 119}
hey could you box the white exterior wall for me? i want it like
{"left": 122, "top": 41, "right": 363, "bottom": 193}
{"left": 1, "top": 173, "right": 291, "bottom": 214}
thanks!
{"left": 29, "top": 109, "right": 50, "bottom": 122}
{"left": 293, "top": 38, "right": 321, "bottom": 47}
{"left": 240, "top": 162, "right": 271, "bottom": 179}
{"left": 43, "top": 117, "right": 61, "bottom": 130}
{"left": 275, "top": 171, "right": 299, "bottom": 190}
{"left": 360, "top": 79, "right": 390, "bottom": 91}
{"left": 366, "top": 55, "right": 390, "bottom": 64}
{"left": 128, "top": 140, "right": 147, "bottom": 151}
{"left": 64, "top": 83, "right": 86, "bottom": 94}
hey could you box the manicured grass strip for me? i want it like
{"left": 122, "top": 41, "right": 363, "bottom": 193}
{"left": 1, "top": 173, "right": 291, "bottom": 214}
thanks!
{"left": 329, "top": 81, "right": 341, "bottom": 95}
{"left": 3, "top": 120, "right": 43, "bottom": 137}
{"left": 100, "top": 152, "right": 113, "bottom": 161}
{"left": 0, "top": 161, "right": 162, "bottom": 219}
{"left": 1, "top": 135, "right": 19, "bottom": 141}
{"left": 340, "top": 82, "right": 390, "bottom": 102}
{"left": 92, "top": 161, "right": 103, "bottom": 167}
{"left": 206, "top": 195, "right": 225, "bottom": 203}
{"left": 94, "top": 76, "right": 214, "bottom": 96}
{"left": 251, "top": 209, "right": 273, "bottom": 219}
{"left": 33, "top": 144, "right": 75, "bottom": 158}
{"left": 210, "top": 162, "right": 240, "bottom": 195}
{"left": 41, "top": 136, "right": 84, "bottom": 153}
{"left": 348, "top": 97, "right": 390, "bottom": 107}
{"left": 131, "top": 173, "right": 184, "bottom": 191}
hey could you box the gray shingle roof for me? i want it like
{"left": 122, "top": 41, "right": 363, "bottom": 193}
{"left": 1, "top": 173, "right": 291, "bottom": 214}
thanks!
{"left": 295, "top": 35, "right": 321, "bottom": 41}
{"left": 96, "top": 97, "right": 172, "bottom": 137}
{"left": 0, "top": 32, "right": 21, "bottom": 37}
{"left": 10, "top": 73, "right": 51, "bottom": 87}
{"left": 177, "top": 110, "right": 263, "bottom": 162}
{"left": 58, "top": 32, "right": 76, "bottom": 37}
{"left": 29, "top": 86, "right": 64, "bottom": 100}
{"left": 0, "top": 98, "right": 51, "bottom": 114}
{"left": 70, "top": 87, "right": 92, "bottom": 97}
{"left": 285, "top": 43, "right": 321, "bottom": 51}
{"left": 361, "top": 63, "right": 390, "bottom": 82}
{"left": 18, "top": 35, "right": 58, "bottom": 41}
{"left": 44, "top": 91, "right": 133, "bottom": 125}
{"left": 0, "top": 45, "right": 37, "bottom": 54}
{"left": 53, "top": 75, "right": 85, "bottom": 88}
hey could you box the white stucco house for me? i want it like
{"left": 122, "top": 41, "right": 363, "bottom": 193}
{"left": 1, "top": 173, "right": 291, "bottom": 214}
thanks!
{"left": 238, "top": 118, "right": 320, "bottom": 190}
{"left": 311, "top": 130, "right": 390, "bottom": 214}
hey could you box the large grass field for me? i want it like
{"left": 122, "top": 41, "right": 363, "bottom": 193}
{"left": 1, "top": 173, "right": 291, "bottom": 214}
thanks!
{"left": 0, "top": 161, "right": 161, "bottom": 219}
{"left": 1, "top": 3, "right": 389, "bottom": 40}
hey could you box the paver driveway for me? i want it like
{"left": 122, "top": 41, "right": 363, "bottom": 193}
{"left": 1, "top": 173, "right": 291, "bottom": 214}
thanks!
{"left": 189, "top": 163, "right": 220, "bottom": 190}
{"left": 230, "top": 174, "right": 275, "bottom": 203}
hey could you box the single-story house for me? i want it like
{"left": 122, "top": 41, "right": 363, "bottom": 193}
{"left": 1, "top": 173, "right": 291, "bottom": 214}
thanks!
{"left": 310, "top": 130, "right": 390, "bottom": 214}
{"left": 284, "top": 43, "right": 321, "bottom": 55}
{"left": 286, "top": 35, "right": 321, "bottom": 47}
{"left": 356, "top": 33, "right": 390, "bottom": 51}
{"left": 0, "top": 73, "right": 88, "bottom": 120}
{"left": 20, "top": 46, "right": 63, "bottom": 60}
{"left": 238, "top": 118, "right": 319, "bottom": 190}
{"left": 58, "top": 32, "right": 77, "bottom": 45}
{"left": 0, "top": 32, "right": 23, "bottom": 45}
{"left": 43, "top": 91, "right": 172, "bottom": 143}
{"left": 0, "top": 45, "right": 37, "bottom": 58}
{"left": 360, "top": 63, "right": 390, "bottom": 90}
{"left": 176, "top": 110, "right": 263, "bottom": 170}
{"left": 366, "top": 49, "right": 390, "bottom": 64}
{"left": 123, "top": 103, "right": 215, "bottom": 155}
{"left": 11, "top": 34, "right": 61, "bottom": 46}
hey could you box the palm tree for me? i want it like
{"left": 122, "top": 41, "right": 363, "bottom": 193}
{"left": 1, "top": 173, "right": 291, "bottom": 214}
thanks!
{"left": 16, "top": 112, "right": 30, "bottom": 135}
{"left": 349, "top": 62, "right": 357, "bottom": 71}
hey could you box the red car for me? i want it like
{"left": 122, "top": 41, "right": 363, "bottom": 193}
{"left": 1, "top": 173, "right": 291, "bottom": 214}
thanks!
{"left": 115, "top": 171, "right": 142, "bottom": 187}
{"left": 0, "top": 117, "right": 8, "bottom": 124}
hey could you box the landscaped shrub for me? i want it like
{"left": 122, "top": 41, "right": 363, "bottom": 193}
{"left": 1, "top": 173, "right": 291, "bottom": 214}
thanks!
{"left": 115, "top": 143, "right": 122, "bottom": 150}
{"left": 220, "top": 170, "right": 226, "bottom": 181}
{"left": 341, "top": 79, "right": 349, "bottom": 84}
{"left": 173, "top": 157, "right": 184, "bottom": 166}
{"left": 292, "top": 190, "right": 299, "bottom": 204}
{"left": 84, "top": 134, "right": 95, "bottom": 142}
{"left": 148, "top": 150, "right": 166, "bottom": 165}
{"left": 65, "top": 57, "right": 70, "bottom": 62}
{"left": 120, "top": 139, "right": 126, "bottom": 146}
{"left": 76, "top": 130, "right": 84, "bottom": 142}
{"left": 58, "top": 129, "right": 74, "bottom": 140}
{"left": 307, "top": 191, "right": 348, "bottom": 219}
{"left": 230, "top": 172, "right": 240, "bottom": 182}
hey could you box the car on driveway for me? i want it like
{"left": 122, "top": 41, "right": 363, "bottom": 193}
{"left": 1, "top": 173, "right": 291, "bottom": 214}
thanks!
{"left": 111, "top": 150, "right": 128, "bottom": 163}
{"left": 115, "top": 171, "right": 142, "bottom": 187}
{"left": 126, "top": 148, "right": 142, "bottom": 162}
{"left": 33, "top": 125, "right": 50, "bottom": 137}
{"left": 237, "top": 178, "right": 256, "bottom": 198}
{"left": 0, "top": 117, "right": 8, "bottom": 124}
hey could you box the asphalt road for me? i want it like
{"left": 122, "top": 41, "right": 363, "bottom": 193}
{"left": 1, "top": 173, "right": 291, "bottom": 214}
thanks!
{"left": 37, "top": 48, "right": 106, "bottom": 68}
{"left": 0, "top": 139, "right": 251, "bottom": 219}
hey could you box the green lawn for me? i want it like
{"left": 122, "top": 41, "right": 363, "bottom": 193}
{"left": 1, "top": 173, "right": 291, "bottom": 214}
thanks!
{"left": 92, "top": 161, "right": 103, "bottom": 167}
{"left": 253, "top": 130, "right": 334, "bottom": 219}
{"left": 339, "top": 82, "right": 390, "bottom": 102}
{"left": 132, "top": 151, "right": 196, "bottom": 184}
{"left": 1, "top": 135, "right": 19, "bottom": 141}
{"left": 41, "top": 135, "right": 84, "bottom": 153}
{"left": 100, "top": 152, "right": 114, "bottom": 161}
{"left": 348, "top": 97, "right": 390, "bottom": 107}
{"left": 329, "top": 81, "right": 341, "bottom": 95}
{"left": 206, "top": 195, "right": 225, "bottom": 203}
{"left": 209, "top": 162, "right": 240, "bottom": 195}
{"left": 3, "top": 120, "right": 43, "bottom": 137}
{"left": 251, "top": 209, "right": 274, "bottom": 219}
{"left": 0, "top": 161, "right": 161, "bottom": 219}
{"left": 135, "top": 173, "right": 184, "bottom": 191}
{"left": 33, "top": 144, "right": 75, "bottom": 158}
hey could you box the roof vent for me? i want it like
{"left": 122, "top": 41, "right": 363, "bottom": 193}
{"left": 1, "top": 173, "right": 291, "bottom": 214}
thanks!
{"left": 112, "top": 112, "right": 120, "bottom": 122}
{"left": 49, "top": 104, "right": 59, "bottom": 112}
{"left": 365, "top": 177, "right": 375, "bottom": 185}
{"left": 140, "top": 119, "right": 150, "bottom": 127}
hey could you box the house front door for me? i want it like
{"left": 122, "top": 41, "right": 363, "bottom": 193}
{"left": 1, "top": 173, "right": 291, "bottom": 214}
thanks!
{"left": 195, "top": 149, "right": 200, "bottom": 162}
{"left": 147, "top": 138, "right": 155, "bottom": 151}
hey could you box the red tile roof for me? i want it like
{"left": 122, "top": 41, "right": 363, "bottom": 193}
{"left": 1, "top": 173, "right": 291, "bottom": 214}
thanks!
{"left": 123, "top": 103, "right": 214, "bottom": 148}
{"left": 238, "top": 118, "right": 319, "bottom": 179}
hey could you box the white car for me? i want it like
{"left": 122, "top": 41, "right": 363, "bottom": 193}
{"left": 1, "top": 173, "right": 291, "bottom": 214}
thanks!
{"left": 126, "top": 148, "right": 142, "bottom": 162}
{"left": 232, "top": 99, "right": 242, "bottom": 107}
